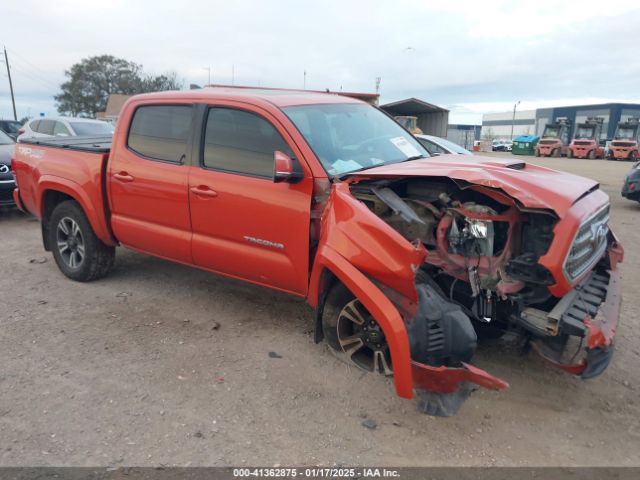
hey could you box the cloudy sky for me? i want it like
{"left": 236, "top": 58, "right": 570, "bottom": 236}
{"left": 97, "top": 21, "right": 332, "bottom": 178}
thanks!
{"left": 1, "top": 0, "right": 639, "bottom": 123}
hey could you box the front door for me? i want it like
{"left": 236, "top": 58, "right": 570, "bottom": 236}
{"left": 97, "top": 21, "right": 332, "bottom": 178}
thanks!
{"left": 188, "top": 104, "right": 313, "bottom": 295}
{"left": 109, "top": 103, "right": 194, "bottom": 263}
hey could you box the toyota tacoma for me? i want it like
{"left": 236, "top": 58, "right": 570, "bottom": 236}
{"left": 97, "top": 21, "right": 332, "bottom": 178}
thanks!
{"left": 11, "top": 87, "right": 624, "bottom": 415}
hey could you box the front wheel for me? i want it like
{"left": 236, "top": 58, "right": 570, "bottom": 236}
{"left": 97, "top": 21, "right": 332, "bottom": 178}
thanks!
{"left": 49, "top": 200, "right": 115, "bottom": 282}
{"left": 322, "top": 283, "right": 393, "bottom": 375}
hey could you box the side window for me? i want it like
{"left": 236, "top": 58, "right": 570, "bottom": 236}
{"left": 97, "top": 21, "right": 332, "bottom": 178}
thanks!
{"left": 38, "top": 120, "right": 55, "bottom": 135}
{"left": 127, "top": 105, "right": 193, "bottom": 163}
{"left": 30, "top": 120, "right": 41, "bottom": 133}
{"left": 203, "top": 107, "right": 293, "bottom": 178}
{"left": 53, "top": 121, "right": 71, "bottom": 136}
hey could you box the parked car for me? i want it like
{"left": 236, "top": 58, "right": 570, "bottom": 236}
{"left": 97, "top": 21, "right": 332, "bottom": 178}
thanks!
{"left": 0, "top": 129, "right": 16, "bottom": 206}
{"left": 13, "top": 88, "right": 623, "bottom": 416}
{"left": 415, "top": 134, "right": 472, "bottom": 155}
{"left": 0, "top": 119, "right": 23, "bottom": 141}
{"left": 621, "top": 162, "right": 640, "bottom": 203}
{"left": 17, "top": 116, "right": 114, "bottom": 141}
{"left": 491, "top": 139, "right": 512, "bottom": 152}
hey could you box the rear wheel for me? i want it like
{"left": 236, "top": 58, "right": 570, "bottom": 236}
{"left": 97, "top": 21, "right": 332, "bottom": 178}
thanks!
{"left": 50, "top": 200, "right": 115, "bottom": 282}
{"left": 588, "top": 149, "right": 596, "bottom": 160}
{"left": 552, "top": 148, "right": 560, "bottom": 158}
{"left": 322, "top": 282, "right": 393, "bottom": 375}
{"left": 567, "top": 149, "right": 573, "bottom": 159}
{"left": 629, "top": 151, "right": 637, "bottom": 162}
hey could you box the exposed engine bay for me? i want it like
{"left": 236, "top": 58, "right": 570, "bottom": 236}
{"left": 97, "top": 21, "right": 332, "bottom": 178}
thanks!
{"left": 349, "top": 176, "right": 615, "bottom": 392}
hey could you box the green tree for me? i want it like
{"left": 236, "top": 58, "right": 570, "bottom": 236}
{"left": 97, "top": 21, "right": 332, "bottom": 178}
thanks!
{"left": 55, "top": 55, "right": 183, "bottom": 118}
{"left": 141, "top": 71, "right": 183, "bottom": 92}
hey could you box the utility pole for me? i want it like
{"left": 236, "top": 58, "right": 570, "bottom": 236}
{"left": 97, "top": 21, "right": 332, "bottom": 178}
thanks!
{"left": 203, "top": 66, "right": 211, "bottom": 86}
{"left": 510, "top": 100, "right": 521, "bottom": 140}
{"left": 3, "top": 47, "right": 17, "bottom": 121}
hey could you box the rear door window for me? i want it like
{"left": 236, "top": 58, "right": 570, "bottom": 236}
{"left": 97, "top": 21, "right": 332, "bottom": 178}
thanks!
{"left": 38, "top": 120, "right": 55, "bottom": 135}
{"left": 53, "top": 121, "right": 71, "bottom": 136}
{"left": 127, "top": 105, "right": 193, "bottom": 163}
{"left": 202, "top": 107, "right": 293, "bottom": 178}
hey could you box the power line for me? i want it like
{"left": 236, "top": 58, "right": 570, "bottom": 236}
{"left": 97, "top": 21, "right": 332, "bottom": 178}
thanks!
{"left": 8, "top": 61, "right": 59, "bottom": 91}
{"left": 7, "top": 48, "right": 60, "bottom": 82}
{"left": 7, "top": 55, "right": 60, "bottom": 90}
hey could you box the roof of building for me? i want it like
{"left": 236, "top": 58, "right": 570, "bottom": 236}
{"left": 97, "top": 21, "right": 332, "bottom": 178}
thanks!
{"left": 380, "top": 97, "right": 449, "bottom": 115}
{"left": 104, "top": 94, "right": 132, "bottom": 117}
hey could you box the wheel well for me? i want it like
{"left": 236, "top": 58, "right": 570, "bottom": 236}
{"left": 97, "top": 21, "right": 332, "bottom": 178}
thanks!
{"left": 41, "top": 190, "right": 76, "bottom": 251}
{"left": 313, "top": 268, "right": 338, "bottom": 344}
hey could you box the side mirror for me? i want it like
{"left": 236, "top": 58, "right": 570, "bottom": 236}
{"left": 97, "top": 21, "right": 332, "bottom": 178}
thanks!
{"left": 273, "top": 150, "right": 304, "bottom": 183}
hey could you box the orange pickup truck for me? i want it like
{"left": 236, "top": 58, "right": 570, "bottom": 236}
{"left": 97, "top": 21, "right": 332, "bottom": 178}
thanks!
{"left": 11, "top": 87, "right": 624, "bottom": 416}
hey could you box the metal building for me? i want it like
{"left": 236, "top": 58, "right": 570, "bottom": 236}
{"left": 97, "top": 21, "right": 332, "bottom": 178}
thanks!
{"left": 482, "top": 103, "right": 640, "bottom": 141}
{"left": 380, "top": 98, "right": 449, "bottom": 137}
{"left": 446, "top": 124, "right": 481, "bottom": 150}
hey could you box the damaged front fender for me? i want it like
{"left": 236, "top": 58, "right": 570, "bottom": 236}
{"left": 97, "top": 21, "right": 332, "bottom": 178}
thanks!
{"left": 308, "top": 182, "right": 508, "bottom": 413}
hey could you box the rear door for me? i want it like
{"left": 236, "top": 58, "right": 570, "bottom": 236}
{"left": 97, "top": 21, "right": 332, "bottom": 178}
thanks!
{"left": 109, "top": 103, "right": 195, "bottom": 263}
{"left": 188, "top": 103, "right": 314, "bottom": 295}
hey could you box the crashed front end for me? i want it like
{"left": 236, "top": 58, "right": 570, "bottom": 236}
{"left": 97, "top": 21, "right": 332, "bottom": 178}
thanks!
{"left": 325, "top": 160, "right": 623, "bottom": 415}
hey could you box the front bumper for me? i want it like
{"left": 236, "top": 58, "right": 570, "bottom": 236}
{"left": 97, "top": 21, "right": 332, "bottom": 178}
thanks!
{"left": 531, "top": 264, "right": 622, "bottom": 379}
{"left": 0, "top": 179, "right": 16, "bottom": 206}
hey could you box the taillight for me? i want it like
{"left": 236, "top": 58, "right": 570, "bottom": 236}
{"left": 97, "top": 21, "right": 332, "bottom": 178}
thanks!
{"left": 10, "top": 154, "right": 17, "bottom": 179}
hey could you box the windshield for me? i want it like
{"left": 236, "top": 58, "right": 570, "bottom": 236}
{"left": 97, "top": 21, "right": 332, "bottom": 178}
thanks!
{"left": 0, "top": 129, "right": 14, "bottom": 145}
{"left": 616, "top": 127, "right": 638, "bottom": 140}
{"left": 576, "top": 126, "right": 595, "bottom": 139}
{"left": 282, "top": 103, "right": 428, "bottom": 176}
{"left": 69, "top": 121, "right": 115, "bottom": 136}
{"left": 543, "top": 126, "right": 560, "bottom": 137}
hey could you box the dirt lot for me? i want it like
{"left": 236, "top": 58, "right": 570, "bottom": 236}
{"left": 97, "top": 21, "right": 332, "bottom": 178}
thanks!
{"left": 1, "top": 154, "right": 639, "bottom": 467}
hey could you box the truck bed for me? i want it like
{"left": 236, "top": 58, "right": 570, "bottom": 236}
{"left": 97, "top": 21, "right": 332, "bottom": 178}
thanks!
{"left": 19, "top": 135, "right": 112, "bottom": 153}
{"left": 14, "top": 135, "right": 116, "bottom": 247}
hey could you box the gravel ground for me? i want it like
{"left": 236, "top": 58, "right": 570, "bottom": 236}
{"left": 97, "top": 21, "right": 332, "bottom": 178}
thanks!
{"left": 0, "top": 154, "right": 639, "bottom": 467}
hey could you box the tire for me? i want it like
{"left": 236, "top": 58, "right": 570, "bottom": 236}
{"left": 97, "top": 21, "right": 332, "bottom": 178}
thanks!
{"left": 322, "top": 282, "right": 393, "bottom": 376}
{"left": 535, "top": 148, "right": 540, "bottom": 157}
{"left": 552, "top": 148, "right": 560, "bottom": 158}
{"left": 49, "top": 200, "right": 115, "bottom": 282}
{"left": 588, "top": 149, "right": 596, "bottom": 160}
{"left": 567, "top": 149, "right": 573, "bottom": 159}
{"left": 630, "top": 151, "right": 637, "bottom": 162}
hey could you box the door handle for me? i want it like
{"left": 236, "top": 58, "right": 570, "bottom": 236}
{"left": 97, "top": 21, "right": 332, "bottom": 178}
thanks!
{"left": 190, "top": 185, "right": 218, "bottom": 198}
{"left": 113, "top": 172, "right": 134, "bottom": 182}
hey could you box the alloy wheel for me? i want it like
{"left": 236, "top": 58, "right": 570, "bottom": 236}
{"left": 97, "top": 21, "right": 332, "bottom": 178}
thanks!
{"left": 56, "top": 217, "right": 85, "bottom": 269}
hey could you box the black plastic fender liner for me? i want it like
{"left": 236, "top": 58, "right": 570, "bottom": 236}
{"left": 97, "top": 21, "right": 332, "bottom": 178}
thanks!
{"left": 415, "top": 382, "right": 477, "bottom": 417}
{"left": 408, "top": 283, "right": 477, "bottom": 367}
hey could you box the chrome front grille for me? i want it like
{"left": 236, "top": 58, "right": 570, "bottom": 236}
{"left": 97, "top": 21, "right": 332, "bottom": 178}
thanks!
{"left": 564, "top": 205, "right": 609, "bottom": 281}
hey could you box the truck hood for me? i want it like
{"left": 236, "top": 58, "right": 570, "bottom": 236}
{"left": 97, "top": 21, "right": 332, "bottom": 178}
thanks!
{"left": 346, "top": 155, "right": 600, "bottom": 217}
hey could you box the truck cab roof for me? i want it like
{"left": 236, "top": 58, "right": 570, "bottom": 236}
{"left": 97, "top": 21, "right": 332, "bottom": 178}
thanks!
{"left": 129, "top": 87, "right": 364, "bottom": 109}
